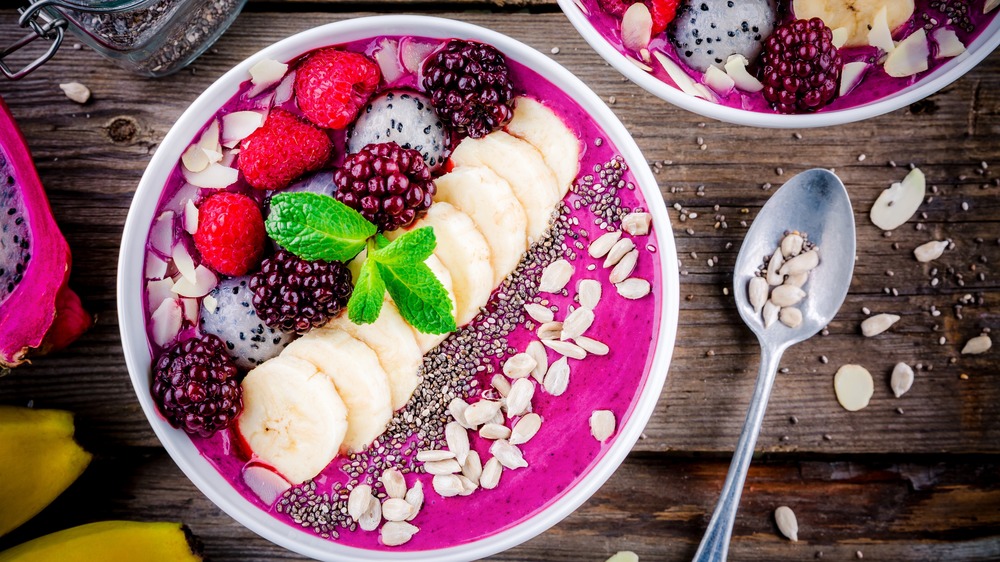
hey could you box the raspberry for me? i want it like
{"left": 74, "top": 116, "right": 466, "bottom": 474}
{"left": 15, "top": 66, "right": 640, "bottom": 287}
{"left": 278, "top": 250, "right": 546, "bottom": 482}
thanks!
{"left": 649, "top": 0, "right": 680, "bottom": 34}
{"left": 759, "top": 18, "right": 842, "bottom": 114}
{"left": 333, "top": 142, "right": 435, "bottom": 231}
{"left": 249, "top": 249, "right": 354, "bottom": 334}
{"left": 239, "top": 109, "right": 332, "bottom": 190}
{"left": 595, "top": 0, "right": 631, "bottom": 17}
{"left": 422, "top": 40, "right": 515, "bottom": 139}
{"left": 294, "top": 48, "right": 381, "bottom": 130}
{"left": 194, "top": 192, "right": 266, "bottom": 277}
{"left": 151, "top": 335, "right": 242, "bottom": 438}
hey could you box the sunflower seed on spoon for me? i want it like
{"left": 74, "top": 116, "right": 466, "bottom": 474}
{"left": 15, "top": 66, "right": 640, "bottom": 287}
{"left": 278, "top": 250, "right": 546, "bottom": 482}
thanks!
{"left": 589, "top": 230, "right": 622, "bottom": 258}
{"left": 748, "top": 276, "right": 768, "bottom": 315}
{"left": 779, "top": 249, "right": 819, "bottom": 276}
{"left": 780, "top": 233, "right": 804, "bottom": 258}
{"left": 766, "top": 248, "right": 785, "bottom": 285}
{"left": 784, "top": 271, "right": 809, "bottom": 287}
{"left": 779, "top": 307, "right": 803, "bottom": 328}
{"left": 762, "top": 300, "right": 780, "bottom": 328}
{"left": 603, "top": 238, "right": 636, "bottom": 268}
{"left": 770, "top": 285, "right": 806, "bottom": 307}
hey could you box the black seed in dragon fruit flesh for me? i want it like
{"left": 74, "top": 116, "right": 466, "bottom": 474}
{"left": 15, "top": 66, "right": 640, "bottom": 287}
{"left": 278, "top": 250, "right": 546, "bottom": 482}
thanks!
{"left": 200, "top": 276, "right": 295, "bottom": 370}
{"left": 669, "top": 0, "right": 777, "bottom": 73}
{"left": 0, "top": 154, "right": 30, "bottom": 303}
{"left": 348, "top": 90, "right": 451, "bottom": 171}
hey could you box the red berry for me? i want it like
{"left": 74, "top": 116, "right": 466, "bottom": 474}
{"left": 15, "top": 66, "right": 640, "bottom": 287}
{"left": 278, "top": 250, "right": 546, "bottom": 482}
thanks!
{"left": 648, "top": 0, "right": 680, "bottom": 35}
{"left": 294, "top": 48, "right": 381, "bottom": 130}
{"left": 239, "top": 109, "right": 332, "bottom": 191}
{"left": 194, "top": 192, "right": 266, "bottom": 276}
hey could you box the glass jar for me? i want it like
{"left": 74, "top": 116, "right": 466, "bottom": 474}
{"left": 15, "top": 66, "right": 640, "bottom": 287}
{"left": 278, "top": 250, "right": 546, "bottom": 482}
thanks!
{"left": 2, "top": 0, "right": 247, "bottom": 79}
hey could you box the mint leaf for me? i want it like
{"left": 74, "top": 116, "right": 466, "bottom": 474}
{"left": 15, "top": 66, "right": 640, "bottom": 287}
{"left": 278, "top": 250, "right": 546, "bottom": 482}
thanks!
{"left": 266, "top": 192, "right": 376, "bottom": 261}
{"left": 347, "top": 256, "right": 385, "bottom": 325}
{"left": 376, "top": 260, "right": 457, "bottom": 335}
{"left": 372, "top": 227, "right": 436, "bottom": 265}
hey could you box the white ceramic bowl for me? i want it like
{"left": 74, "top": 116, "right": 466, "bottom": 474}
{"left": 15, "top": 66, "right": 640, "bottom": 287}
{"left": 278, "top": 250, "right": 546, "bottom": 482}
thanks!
{"left": 557, "top": 0, "right": 1000, "bottom": 128}
{"left": 118, "top": 15, "right": 680, "bottom": 562}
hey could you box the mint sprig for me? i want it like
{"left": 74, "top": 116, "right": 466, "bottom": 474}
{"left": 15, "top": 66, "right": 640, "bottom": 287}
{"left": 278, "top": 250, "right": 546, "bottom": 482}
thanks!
{"left": 347, "top": 254, "right": 385, "bottom": 325}
{"left": 266, "top": 192, "right": 375, "bottom": 261}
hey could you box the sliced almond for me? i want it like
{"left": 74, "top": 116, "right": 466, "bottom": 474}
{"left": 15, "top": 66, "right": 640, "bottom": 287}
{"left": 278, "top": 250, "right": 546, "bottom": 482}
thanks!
{"left": 578, "top": 279, "right": 602, "bottom": 310}
{"left": 480, "top": 457, "right": 503, "bottom": 489}
{"left": 884, "top": 28, "right": 929, "bottom": 78}
{"left": 526, "top": 340, "right": 548, "bottom": 383}
{"left": 561, "top": 307, "right": 595, "bottom": 340}
{"left": 489, "top": 439, "right": 528, "bottom": 469}
{"left": 380, "top": 521, "right": 418, "bottom": 546}
{"left": 890, "top": 362, "right": 914, "bottom": 397}
{"left": 505, "top": 378, "right": 535, "bottom": 418}
{"left": 770, "top": 285, "right": 806, "bottom": 307}
{"left": 381, "top": 468, "right": 407, "bottom": 499}
{"left": 432, "top": 474, "right": 463, "bottom": 497}
{"left": 537, "top": 321, "right": 563, "bottom": 340}
{"left": 621, "top": 2, "right": 653, "bottom": 52}
{"left": 543, "top": 356, "right": 570, "bottom": 396}
{"left": 616, "top": 278, "right": 651, "bottom": 299}
{"left": 524, "top": 303, "right": 554, "bottom": 323}
{"left": 933, "top": 27, "right": 966, "bottom": 58}
{"left": 724, "top": 53, "right": 764, "bottom": 92}
{"left": 542, "top": 339, "right": 587, "bottom": 360}
{"left": 404, "top": 480, "right": 424, "bottom": 521}
{"left": 589, "top": 230, "right": 622, "bottom": 258}
{"left": 574, "top": 336, "right": 609, "bottom": 356}
{"left": 961, "top": 334, "right": 992, "bottom": 355}
{"left": 775, "top": 506, "right": 799, "bottom": 541}
{"left": 445, "top": 421, "right": 470, "bottom": 464}
{"left": 766, "top": 248, "right": 785, "bottom": 286}
{"left": 381, "top": 498, "right": 415, "bottom": 522}
{"left": 749, "top": 276, "right": 768, "bottom": 315}
{"left": 248, "top": 58, "right": 289, "bottom": 96}
{"left": 479, "top": 423, "right": 512, "bottom": 440}
{"left": 860, "top": 313, "right": 900, "bottom": 337}
{"left": 181, "top": 144, "right": 210, "bottom": 173}
{"left": 503, "top": 353, "right": 538, "bottom": 379}
{"left": 870, "top": 168, "right": 925, "bottom": 231}
{"left": 779, "top": 307, "right": 803, "bottom": 329}
{"left": 834, "top": 364, "right": 874, "bottom": 412}
{"left": 510, "top": 412, "right": 542, "bottom": 445}
{"left": 539, "top": 259, "right": 574, "bottom": 293}
{"left": 464, "top": 400, "right": 502, "bottom": 428}
{"left": 622, "top": 212, "right": 652, "bottom": 235}
{"left": 913, "top": 240, "right": 948, "bottom": 263}
{"left": 347, "top": 484, "right": 373, "bottom": 520}
{"left": 779, "top": 250, "right": 819, "bottom": 276}
{"left": 590, "top": 410, "right": 616, "bottom": 442}
{"left": 603, "top": 238, "right": 636, "bottom": 268}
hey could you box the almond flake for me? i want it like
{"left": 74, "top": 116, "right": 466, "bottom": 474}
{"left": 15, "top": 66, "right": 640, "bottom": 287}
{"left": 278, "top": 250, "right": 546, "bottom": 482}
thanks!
{"left": 766, "top": 248, "right": 785, "bottom": 285}
{"left": 834, "top": 364, "right": 874, "bottom": 411}
{"left": 615, "top": 278, "right": 650, "bottom": 299}
{"left": 404, "top": 480, "right": 423, "bottom": 521}
{"left": 961, "top": 334, "right": 992, "bottom": 355}
{"left": 537, "top": 322, "right": 563, "bottom": 340}
{"left": 524, "top": 303, "right": 554, "bottom": 323}
{"left": 464, "top": 400, "right": 503, "bottom": 428}
{"left": 539, "top": 259, "right": 574, "bottom": 293}
{"left": 423, "top": 458, "right": 462, "bottom": 475}
{"left": 621, "top": 2, "right": 653, "bottom": 52}
{"left": 526, "top": 341, "right": 548, "bottom": 383}
{"left": 779, "top": 250, "right": 819, "bottom": 275}
{"left": 561, "top": 307, "right": 595, "bottom": 340}
{"left": 860, "top": 313, "right": 899, "bottom": 337}
{"left": 416, "top": 450, "right": 454, "bottom": 462}
{"left": 609, "top": 249, "right": 639, "bottom": 283}
{"left": 510, "top": 412, "right": 542, "bottom": 445}
{"left": 890, "top": 362, "right": 914, "bottom": 397}
{"left": 578, "top": 279, "right": 602, "bottom": 309}
{"left": 462, "top": 450, "right": 483, "bottom": 483}
{"left": 445, "top": 421, "right": 470, "bottom": 464}
{"left": 358, "top": 497, "right": 382, "bottom": 531}
{"left": 913, "top": 240, "right": 948, "bottom": 263}
{"left": 380, "top": 521, "right": 418, "bottom": 546}
{"left": 382, "top": 498, "right": 415, "bottom": 522}
{"left": 181, "top": 144, "right": 210, "bottom": 173}
{"left": 505, "top": 378, "right": 535, "bottom": 417}
{"left": 347, "top": 484, "right": 373, "bottom": 520}
{"left": 542, "top": 339, "right": 587, "bottom": 360}
{"left": 543, "top": 356, "right": 571, "bottom": 396}
{"left": 622, "top": 212, "right": 651, "bottom": 235}
{"left": 590, "top": 410, "right": 616, "bottom": 442}
{"left": 503, "top": 353, "right": 537, "bottom": 379}
{"left": 479, "top": 423, "right": 512, "bottom": 440}
{"left": 480, "top": 457, "right": 503, "bottom": 489}
{"left": 574, "top": 336, "right": 609, "bottom": 356}
{"left": 381, "top": 468, "right": 407, "bottom": 499}
{"left": 604, "top": 238, "right": 636, "bottom": 268}
{"left": 589, "top": 231, "right": 622, "bottom": 258}
{"left": 489, "top": 439, "right": 528, "bottom": 469}
{"left": 432, "top": 474, "right": 463, "bottom": 497}
{"left": 775, "top": 506, "right": 799, "bottom": 541}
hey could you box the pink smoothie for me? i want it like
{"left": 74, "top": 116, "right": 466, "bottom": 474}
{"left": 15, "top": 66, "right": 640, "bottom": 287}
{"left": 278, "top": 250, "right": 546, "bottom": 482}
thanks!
{"left": 581, "top": 0, "right": 998, "bottom": 113}
{"left": 142, "top": 36, "right": 664, "bottom": 551}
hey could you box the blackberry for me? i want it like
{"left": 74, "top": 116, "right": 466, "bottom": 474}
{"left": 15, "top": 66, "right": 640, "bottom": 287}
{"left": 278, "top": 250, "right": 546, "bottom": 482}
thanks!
{"left": 422, "top": 39, "right": 515, "bottom": 139}
{"left": 334, "top": 141, "right": 435, "bottom": 231}
{"left": 249, "top": 249, "right": 353, "bottom": 333}
{"left": 759, "top": 18, "right": 842, "bottom": 114}
{"left": 151, "top": 335, "right": 242, "bottom": 438}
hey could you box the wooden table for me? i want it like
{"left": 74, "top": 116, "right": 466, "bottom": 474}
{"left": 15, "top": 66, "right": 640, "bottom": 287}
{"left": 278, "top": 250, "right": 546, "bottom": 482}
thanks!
{"left": 1, "top": 1, "right": 998, "bottom": 560}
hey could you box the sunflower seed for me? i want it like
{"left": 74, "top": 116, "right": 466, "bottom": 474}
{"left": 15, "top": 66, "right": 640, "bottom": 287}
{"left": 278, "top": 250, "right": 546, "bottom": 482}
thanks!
{"left": 381, "top": 468, "right": 407, "bottom": 499}
{"left": 491, "top": 374, "right": 512, "bottom": 397}
{"left": 382, "top": 498, "right": 415, "bottom": 522}
{"left": 622, "top": 212, "right": 652, "bottom": 235}
{"left": 775, "top": 506, "right": 799, "bottom": 541}
{"left": 480, "top": 457, "right": 503, "bottom": 489}
{"left": 505, "top": 378, "right": 535, "bottom": 417}
{"left": 457, "top": 474, "right": 478, "bottom": 496}
{"left": 590, "top": 410, "right": 616, "bottom": 441}
{"left": 543, "top": 356, "right": 571, "bottom": 395}
{"left": 961, "top": 334, "right": 992, "bottom": 355}
{"left": 780, "top": 233, "right": 804, "bottom": 258}
{"left": 380, "top": 521, "right": 418, "bottom": 546}
{"left": 432, "top": 474, "right": 463, "bottom": 497}
{"left": 913, "top": 240, "right": 948, "bottom": 262}
{"left": 749, "top": 276, "right": 768, "bottom": 315}
{"left": 490, "top": 439, "right": 528, "bottom": 469}
{"left": 609, "top": 249, "right": 639, "bottom": 283}
{"left": 524, "top": 303, "right": 554, "bottom": 323}
{"left": 574, "top": 336, "right": 609, "bottom": 356}
{"left": 891, "top": 362, "right": 914, "bottom": 397}
{"left": 448, "top": 397, "right": 473, "bottom": 429}
{"left": 784, "top": 271, "right": 809, "bottom": 287}
{"left": 589, "top": 230, "right": 622, "bottom": 258}
{"left": 510, "top": 412, "right": 542, "bottom": 445}
{"left": 487, "top": 409, "right": 505, "bottom": 425}
{"left": 539, "top": 259, "right": 574, "bottom": 293}
{"left": 604, "top": 238, "right": 636, "bottom": 268}
{"left": 503, "top": 353, "right": 537, "bottom": 379}
{"left": 358, "top": 497, "right": 382, "bottom": 531}
{"left": 445, "top": 421, "right": 470, "bottom": 463}
{"left": 561, "top": 307, "right": 595, "bottom": 340}
{"left": 423, "top": 458, "right": 462, "bottom": 474}
{"left": 861, "top": 313, "right": 900, "bottom": 337}
{"left": 766, "top": 248, "right": 785, "bottom": 285}
{"left": 779, "top": 249, "right": 819, "bottom": 275}
{"left": 59, "top": 82, "right": 91, "bottom": 104}
{"left": 416, "top": 449, "right": 455, "bottom": 462}
{"left": 542, "top": 339, "right": 587, "bottom": 360}
{"left": 347, "top": 484, "right": 373, "bottom": 520}
{"left": 537, "top": 321, "right": 564, "bottom": 340}
{"left": 615, "top": 278, "right": 651, "bottom": 299}
{"left": 763, "top": 300, "right": 780, "bottom": 328}
{"left": 834, "top": 364, "right": 874, "bottom": 411}
{"left": 779, "top": 307, "right": 803, "bottom": 329}
{"left": 479, "top": 423, "right": 512, "bottom": 440}
{"left": 404, "top": 480, "right": 423, "bottom": 521}
{"left": 578, "top": 279, "right": 602, "bottom": 309}
{"left": 465, "top": 400, "right": 503, "bottom": 428}
{"left": 770, "top": 285, "right": 806, "bottom": 307}
{"left": 462, "top": 450, "right": 483, "bottom": 483}
{"left": 526, "top": 340, "right": 548, "bottom": 383}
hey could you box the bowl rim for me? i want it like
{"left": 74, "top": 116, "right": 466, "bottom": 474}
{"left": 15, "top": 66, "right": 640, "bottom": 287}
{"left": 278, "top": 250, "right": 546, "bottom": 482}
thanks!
{"left": 556, "top": 0, "right": 1000, "bottom": 128}
{"left": 117, "top": 15, "right": 680, "bottom": 562}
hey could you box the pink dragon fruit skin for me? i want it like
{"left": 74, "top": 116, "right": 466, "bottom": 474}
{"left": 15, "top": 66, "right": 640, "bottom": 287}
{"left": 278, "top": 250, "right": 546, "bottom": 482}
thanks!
{"left": 0, "top": 97, "right": 92, "bottom": 370}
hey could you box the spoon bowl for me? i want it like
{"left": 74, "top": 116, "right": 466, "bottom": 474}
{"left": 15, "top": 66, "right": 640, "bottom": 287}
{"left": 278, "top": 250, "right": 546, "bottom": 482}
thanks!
{"left": 693, "top": 169, "right": 855, "bottom": 562}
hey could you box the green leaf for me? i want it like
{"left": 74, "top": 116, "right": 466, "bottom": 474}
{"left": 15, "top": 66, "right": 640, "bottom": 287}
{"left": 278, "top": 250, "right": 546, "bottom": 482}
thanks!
{"left": 377, "top": 260, "right": 457, "bottom": 335}
{"left": 265, "top": 192, "right": 376, "bottom": 262}
{"left": 347, "top": 257, "right": 385, "bottom": 325}
{"left": 372, "top": 227, "right": 436, "bottom": 265}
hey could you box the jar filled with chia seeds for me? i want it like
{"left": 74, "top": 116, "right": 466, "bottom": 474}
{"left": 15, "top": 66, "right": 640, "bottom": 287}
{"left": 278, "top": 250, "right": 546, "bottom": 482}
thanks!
{"left": 2, "top": 0, "right": 247, "bottom": 79}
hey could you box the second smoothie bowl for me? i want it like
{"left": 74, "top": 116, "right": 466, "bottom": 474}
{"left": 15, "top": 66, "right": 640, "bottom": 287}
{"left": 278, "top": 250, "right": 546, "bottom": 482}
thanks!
{"left": 118, "top": 15, "right": 679, "bottom": 561}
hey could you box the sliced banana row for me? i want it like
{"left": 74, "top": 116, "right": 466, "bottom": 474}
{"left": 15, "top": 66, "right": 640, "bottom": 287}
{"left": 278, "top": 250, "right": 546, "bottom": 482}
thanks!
{"left": 237, "top": 97, "right": 581, "bottom": 485}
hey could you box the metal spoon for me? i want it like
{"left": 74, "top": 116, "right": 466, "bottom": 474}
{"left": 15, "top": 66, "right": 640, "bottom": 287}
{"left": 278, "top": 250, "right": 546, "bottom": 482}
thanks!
{"left": 692, "top": 169, "right": 856, "bottom": 562}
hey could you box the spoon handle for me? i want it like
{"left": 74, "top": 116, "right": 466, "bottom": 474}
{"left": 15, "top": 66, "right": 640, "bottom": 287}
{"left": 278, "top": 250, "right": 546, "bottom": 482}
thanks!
{"left": 692, "top": 343, "right": 785, "bottom": 562}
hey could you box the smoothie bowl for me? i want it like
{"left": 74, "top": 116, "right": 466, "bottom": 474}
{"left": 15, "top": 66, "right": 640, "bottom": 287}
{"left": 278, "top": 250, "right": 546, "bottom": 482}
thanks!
{"left": 558, "top": 0, "right": 1000, "bottom": 127}
{"left": 117, "top": 16, "right": 679, "bottom": 561}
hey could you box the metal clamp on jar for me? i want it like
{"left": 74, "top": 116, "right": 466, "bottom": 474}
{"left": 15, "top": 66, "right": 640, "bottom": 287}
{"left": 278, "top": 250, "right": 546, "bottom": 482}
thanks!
{"left": 1, "top": 0, "right": 247, "bottom": 79}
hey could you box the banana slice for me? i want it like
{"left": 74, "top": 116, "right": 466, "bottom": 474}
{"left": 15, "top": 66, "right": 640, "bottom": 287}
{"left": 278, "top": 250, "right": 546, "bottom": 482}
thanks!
{"left": 505, "top": 96, "right": 582, "bottom": 195}
{"left": 324, "top": 302, "right": 422, "bottom": 411}
{"left": 450, "top": 131, "right": 559, "bottom": 242}
{"left": 284, "top": 330, "right": 393, "bottom": 453}
{"left": 412, "top": 254, "right": 456, "bottom": 352}
{"left": 434, "top": 166, "right": 529, "bottom": 285}
{"left": 792, "top": 0, "right": 914, "bottom": 47}
{"left": 238, "top": 355, "right": 348, "bottom": 485}
{"left": 388, "top": 202, "right": 493, "bottom": 327}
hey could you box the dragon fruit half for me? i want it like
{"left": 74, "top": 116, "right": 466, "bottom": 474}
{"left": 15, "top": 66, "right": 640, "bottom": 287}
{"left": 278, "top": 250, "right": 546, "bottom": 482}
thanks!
{"left": 0, "top": 97, "right": 91, "bottom": 370}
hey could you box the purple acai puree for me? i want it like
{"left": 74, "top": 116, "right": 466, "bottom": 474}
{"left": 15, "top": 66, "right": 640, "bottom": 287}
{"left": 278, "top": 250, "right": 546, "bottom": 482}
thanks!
{"left": 142, "top": 35, "right": 663, "bottom": 551}
{"left": 582, "top": 0, "right": 998, "bottom": 113}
